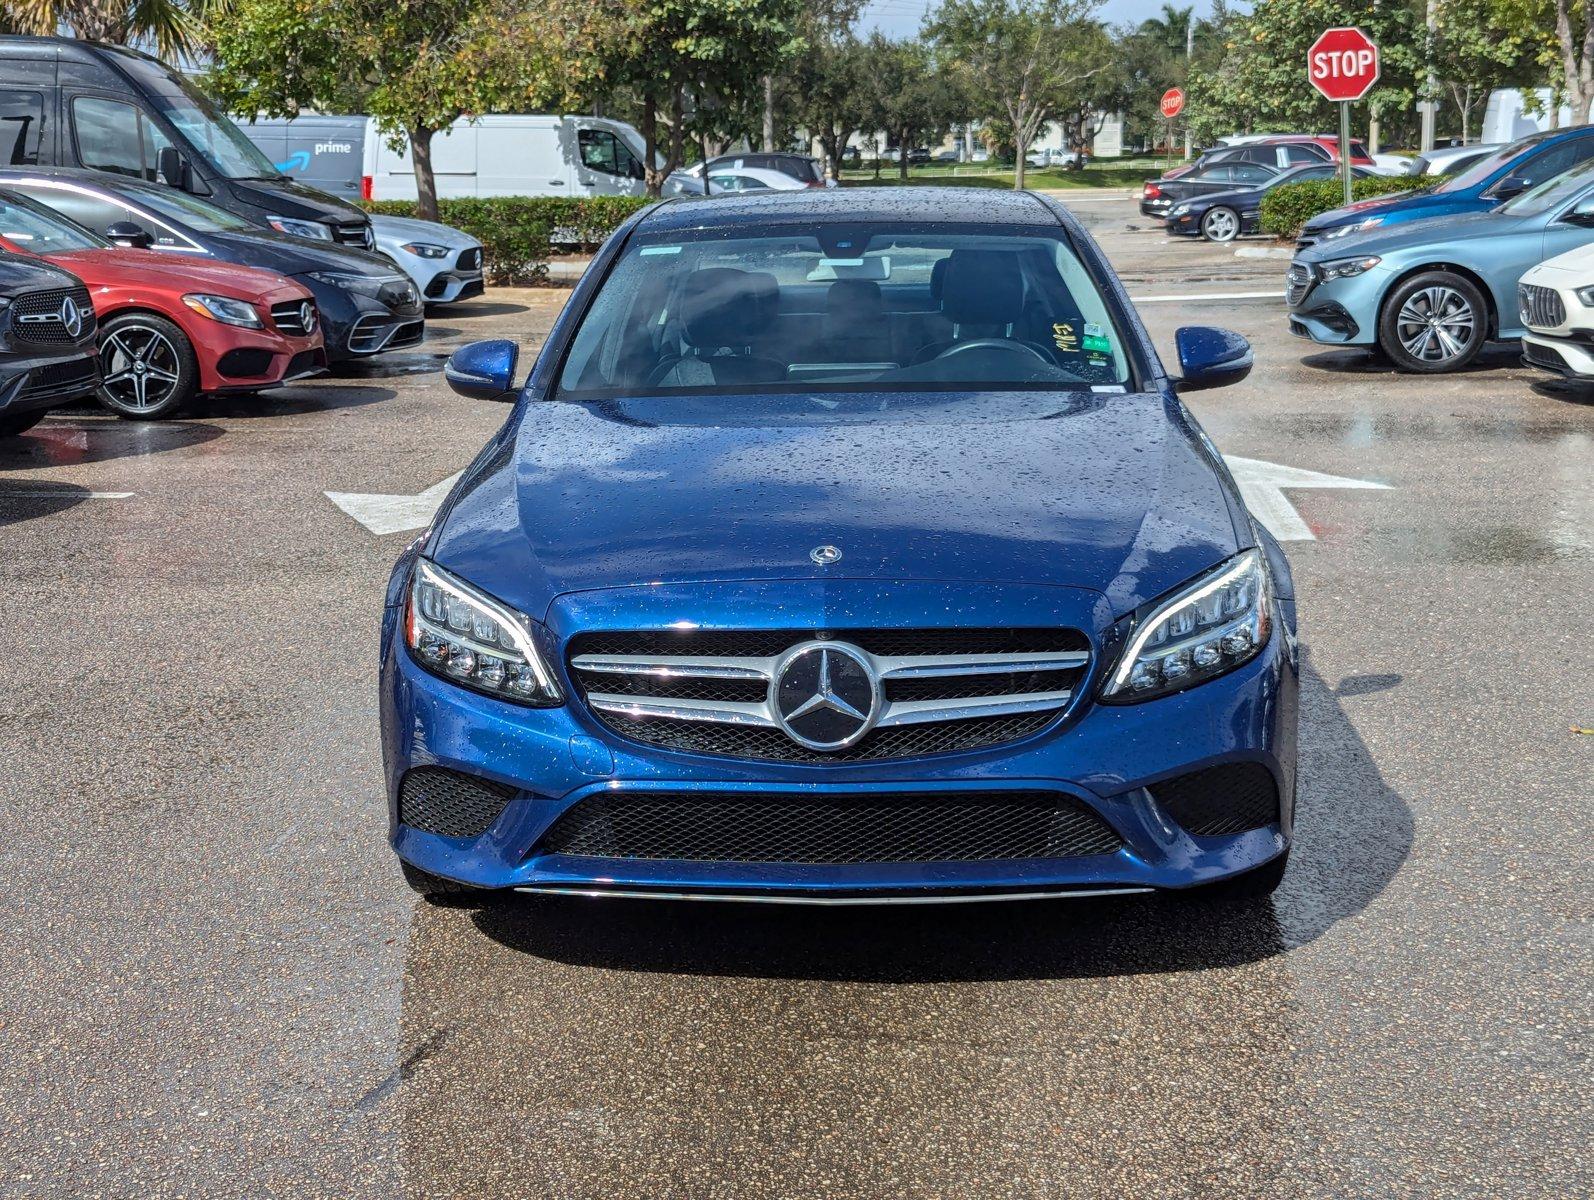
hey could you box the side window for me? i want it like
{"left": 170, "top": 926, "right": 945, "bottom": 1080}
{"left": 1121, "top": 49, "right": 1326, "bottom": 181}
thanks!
{"left": 0, "top": 91, "right": 44, "bottom": 165}
{"left": 1240, "top": 147, "right": 1273, "bottom": 166}
{"left": 1233, "top": 164, "right": 1273, "bottom": 183}
{"left": 1294, "top": 166, "right": 1332, "bottom": 182}
{"left": 1285, "top": 144, "right": 1325, "bottom": 164}
{"left": 8, "top": 184, "right": 130, "bottom": 235}
{"left": 579, "top": 129, "right": 623, "bottom": 174}
{"left": 708, "top": 174, "right": 741, "bottom": 192}
{"left": 1502, "top": 139, "right": 1594, "bottom": 191}
{"left": 72, "top": 96, "right": 172, "bottom": 180}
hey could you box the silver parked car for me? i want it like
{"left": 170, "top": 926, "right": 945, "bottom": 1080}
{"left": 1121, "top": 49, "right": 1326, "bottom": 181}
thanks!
{"left": 369, "top": 214, "right": 484, "bottom": 305}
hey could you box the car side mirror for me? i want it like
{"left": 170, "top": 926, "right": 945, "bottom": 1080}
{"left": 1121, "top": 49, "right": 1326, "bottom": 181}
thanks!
{"left": 157, "top": 145, "right": 192, "bottom": 190}
{"left": 1173, "top": 326, "right": 1252, "bottom": 392}
{"left": 1492, "top": 174, "right": 1529, "bottom": 200}
{"left": 1561, "top": 199, "right": 1594, "bottom": 227}
{"left": 105, "top": 221, "right": 155, "bottom": 249}
{"left": 444, "top": 339, "right": 519, "bottom": 401}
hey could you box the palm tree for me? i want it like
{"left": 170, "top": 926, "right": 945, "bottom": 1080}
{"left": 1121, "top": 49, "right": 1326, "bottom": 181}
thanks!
{"left": 1136, "top": 3, "right": 1196, "bottom": 60}
{"left": 8, "top": 0, "right": 209, "bottom": 57}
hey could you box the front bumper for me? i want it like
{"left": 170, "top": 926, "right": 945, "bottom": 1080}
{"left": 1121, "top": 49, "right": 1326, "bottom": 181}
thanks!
{"left": 194, "top": 285, "right": 327, "bottom": 393}
{"left": 0, "top": 347, "right": 101, "bottom": 418}
{"left": 299, "top": 277, "right": 425, "bottom": 361}
{"left": 1286, "top": 263, "right": 1387, "bottom": 346}
{"left": 379, "top": 581, "right": 1300, "bottom": 901}
{"left": 1522, "top": 331, "right": 1594, "bottom": 379}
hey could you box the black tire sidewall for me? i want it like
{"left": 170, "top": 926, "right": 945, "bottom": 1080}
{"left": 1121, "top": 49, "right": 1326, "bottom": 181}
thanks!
{"left": 1203, "top": 207, "right": 1239, "bottom": 242}
{"left": 1377, "top": 271, "right": 1487, "bottom": 373}
{"left": 97, "top": 312, "right": 198, "bottom": 420}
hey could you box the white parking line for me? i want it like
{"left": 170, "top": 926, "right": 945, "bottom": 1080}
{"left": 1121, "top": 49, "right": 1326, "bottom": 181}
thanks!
{"left": 1129, "top": 290, "right": 1283, "bottom": 303}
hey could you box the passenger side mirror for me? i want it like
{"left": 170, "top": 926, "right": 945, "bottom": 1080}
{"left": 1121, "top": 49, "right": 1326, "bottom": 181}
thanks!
{"left": 1173, "top": 326, "right": 1252, "bottom": 393}
{"left": 1560, "top": 196, "right": 1594, "bottom": 226}
{"left": 105, "top": 221, "right": 155, "bottom": 249}
{"left": 1491, "top": 174, "right": 1530, "bottom": 200}
{"left": 444, "top": 339, "right": 520, "bottom": 402}
{"left": 157, "top": 146, "right": 192, "bottom": 191}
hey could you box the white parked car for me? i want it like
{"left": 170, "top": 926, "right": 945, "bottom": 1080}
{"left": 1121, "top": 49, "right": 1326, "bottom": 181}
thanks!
{"left": 369, "top": 214, "right": 484, "bottom": 304}
{"left": 1519, "top": 241, "right": 1594, "bottom": 380}
{"left": 704, "top": 166, "right": 808, "bottom": 194}
{"left": 1406, "top": 143, "right": 1502, "bottom": 178}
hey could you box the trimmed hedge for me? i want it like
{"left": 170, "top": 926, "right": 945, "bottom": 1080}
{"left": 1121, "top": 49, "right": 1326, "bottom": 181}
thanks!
{"left": 1259, "top": 175, "right": 1428, "bottom": 240}
{"left": 364, "top": 196, "right": 654, "bottom": 284}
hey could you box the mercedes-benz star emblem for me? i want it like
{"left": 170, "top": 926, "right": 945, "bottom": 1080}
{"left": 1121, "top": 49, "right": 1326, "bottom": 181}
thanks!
{"left": 299, "top": 301, "right": 316, "bottom": 334}
{"left": 59, "top": 297, "right": 82, "bottom": 339}
{"left": 810, "top": 544, "right": 842, "bottom": 566}
{"left": 772, "top": 641, "right": 881, "bottom": 750}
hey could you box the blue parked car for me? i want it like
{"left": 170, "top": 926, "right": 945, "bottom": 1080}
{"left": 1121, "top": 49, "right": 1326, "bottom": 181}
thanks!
{"left": 1288, "top": 157, "right": 1594, "bottom": 372}
{"left": 1297, "top": 125, "right": 1594, "bottom": 248}
{"left": 381, "top": 188, "right": 1300, "bottom": 908}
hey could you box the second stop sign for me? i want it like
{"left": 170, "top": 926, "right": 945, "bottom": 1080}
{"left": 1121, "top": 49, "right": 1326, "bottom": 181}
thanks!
{"left": 1308, "top": 27, "right": 1379, "bottom": 103}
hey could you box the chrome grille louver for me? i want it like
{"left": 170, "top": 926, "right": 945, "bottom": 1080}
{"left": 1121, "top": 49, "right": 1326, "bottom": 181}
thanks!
{"left": 1285, "top": 263, "right": 1312, "bottom": 307}
{"left": 1518, "top": 283, "right": 1566, "bottom": 330}
{"left": 569, "top": 629, "right": 1090, "bottom": 763}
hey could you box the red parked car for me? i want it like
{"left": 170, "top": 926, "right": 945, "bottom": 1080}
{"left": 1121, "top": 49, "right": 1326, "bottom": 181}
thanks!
{"left": 0, "top": 189, "right": 325, "bottom": 419}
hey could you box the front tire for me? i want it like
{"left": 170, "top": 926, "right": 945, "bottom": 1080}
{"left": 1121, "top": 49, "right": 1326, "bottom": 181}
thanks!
{"left": 1201, "top": 206, "right": 1240, "bottom": 243}
{"left": 400, "top": 860, "right": 503, "bottom": 907}
{"left": 1378, "top": 271, "right": 1486, "bottom": 373}
{"left": 97, "top": 313, "right": 197, "bottom": 420}
{"left": 1181, "top": 852, "right": 1289, "bottom": 902}
{"left": 0, "top": 408, "right": 46, "bottom": 438}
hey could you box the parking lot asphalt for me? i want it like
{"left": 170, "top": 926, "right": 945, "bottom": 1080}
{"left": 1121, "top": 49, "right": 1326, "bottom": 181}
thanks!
{"left": 0, "top": 195, "right": 1588, "bottom": 1198}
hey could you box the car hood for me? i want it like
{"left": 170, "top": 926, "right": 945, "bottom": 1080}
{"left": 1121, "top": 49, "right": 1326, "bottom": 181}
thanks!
{"left": 44, "top": 248, "right": 302, "bottom": 299}
{"left": 229, "top": 176, "right": 366, "bottom": 223}
{"left": 428, "top": 392, "right": 1245, "bottom": 622}
{"left": 1303, "top": 186, "right": 1458, "bottom": 229}
{"left": 1298, "top": 209, "right": 1527, "bottom": 262}
{"left": 207, "top": 230, "right": 401, "bottom": 278}
{"left": 369, "top": 214, "right": 480, "bottom": 249}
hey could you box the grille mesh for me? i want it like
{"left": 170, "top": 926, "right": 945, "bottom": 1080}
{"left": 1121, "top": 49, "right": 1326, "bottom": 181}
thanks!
{"left": 539, "top": 791, "right": 1123, "bottom": 864}
{"left": 23, "top": 356, "right": 97, "bottom": 399}
{"left": 398, "top": 766, "right": 517, "bottom": 838}
{"left": 1150, "top": 763, "right": 1278, "bottom": 836}
{"left": 10, "top": 287, "right": 95, "bottom": 344}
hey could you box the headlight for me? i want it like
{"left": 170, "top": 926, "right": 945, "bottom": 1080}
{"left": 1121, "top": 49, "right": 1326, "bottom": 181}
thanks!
{"left": 1317, "top": 255, "right": 1381, "bottom": 281}
{"left": 1169, "top": 203, "right": 1191, "bottom": 217}
{"left": 1322, "top": 215, "right": 1384, "bottom": 240}
{"left": 1574, "top": 286, "right": 1594, "bottom": 306}
{"left": 400, "top": 242, "right": 450, "bottom": 259}
{"left": 267, "top": 215, "right": 334, "bottom": 241}
{"left": 181, "top": 293, "right": 263, "bottom": 328}
{"left": 305, "top": 270, "right": 403, "bottom": 297}
{"left": 1101, "top": 550, "right": 1270, "bottom": 703}
{"left": 405, "top": 559, "right": 562, "bottom": 706}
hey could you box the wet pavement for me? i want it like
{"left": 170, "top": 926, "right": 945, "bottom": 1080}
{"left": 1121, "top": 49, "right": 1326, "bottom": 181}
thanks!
{"left": 0, "top": 195, "right": 1588, "bottom": 1197}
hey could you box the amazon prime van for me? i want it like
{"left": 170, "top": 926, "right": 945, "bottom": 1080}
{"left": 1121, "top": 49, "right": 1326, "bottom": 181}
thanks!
{"left": 360, "top": 114, "right": 657, "bottom": 200}
{"left": 0, "top": 36, "right": 372, "bottom": 246}
{"left": 237, "top": 114, "right": 367, "bottom": 204}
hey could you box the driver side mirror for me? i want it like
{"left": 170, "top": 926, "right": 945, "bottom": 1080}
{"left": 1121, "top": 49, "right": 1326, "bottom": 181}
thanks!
{"left": 1492, "top": 174, "right": 1530, "bottom": 201}
{"left": 1561, "top": 197, "right": 1594, "bottom": 227}
{"left": 1173, "top": 326, "right": 1252, "bottom": 393}
{"left": 444, "top": 339, "right": 520, "bottom": 402}
{"left": 105, "top": 221, "right": 154, "bottom": 249}
{"left": 157, "top": 145, "right": 192, "bottom": 191}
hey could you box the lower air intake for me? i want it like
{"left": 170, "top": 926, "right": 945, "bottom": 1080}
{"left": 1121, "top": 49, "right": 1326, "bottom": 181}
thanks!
{"left": 1150, "top": 763, "right": 1279, "bottom": 836}
{"left": 537, "top": 791, "right": 1123, "bottom": 864}
{"left": 398, "top": 766, "right": 517, "bottom": 838}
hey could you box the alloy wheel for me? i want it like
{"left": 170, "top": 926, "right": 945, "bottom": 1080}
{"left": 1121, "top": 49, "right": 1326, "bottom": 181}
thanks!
{"left": 1202, "top": 208, "right": 1238, "bottom": 242}
{"left": 100, "top": 325, "right": 182, "bottom": 414}
{"left": 1395, "top": 286, "right": 1476, "bottom": 364}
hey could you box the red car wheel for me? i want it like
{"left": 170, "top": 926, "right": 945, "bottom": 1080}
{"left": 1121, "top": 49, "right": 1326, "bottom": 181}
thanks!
{"left": 97, "top": 313, "right": 198, "bottom": 420}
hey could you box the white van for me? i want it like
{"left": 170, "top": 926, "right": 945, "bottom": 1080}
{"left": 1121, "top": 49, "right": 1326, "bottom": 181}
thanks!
{"left": 361, "top": 114, "right": 658, "bottom": 200}
{"left": 1480, "top": 90, "right": 1579, "bottom": 145}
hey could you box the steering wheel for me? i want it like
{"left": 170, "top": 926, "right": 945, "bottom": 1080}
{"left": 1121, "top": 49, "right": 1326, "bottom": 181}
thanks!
{"left": 934, "top": 338, "right": 1050, "bottom": 364}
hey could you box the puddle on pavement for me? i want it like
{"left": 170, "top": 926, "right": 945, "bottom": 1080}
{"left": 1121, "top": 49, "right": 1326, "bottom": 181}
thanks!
{"left": 1238, "top": 412, "right": 1592, "bottom": 446}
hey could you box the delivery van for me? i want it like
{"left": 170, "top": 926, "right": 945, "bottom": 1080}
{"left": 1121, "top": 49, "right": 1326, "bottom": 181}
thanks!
{"left": 0, "top": 36, "right": 372, "bottom": 246}
{"left": 237, "top": 114, "right": 367, "bottom": 203}
{"left": 360, "top": 114, "right": 658, "bottom": 200}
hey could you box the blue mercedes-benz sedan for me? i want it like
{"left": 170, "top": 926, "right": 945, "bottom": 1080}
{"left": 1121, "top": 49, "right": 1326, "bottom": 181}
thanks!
{"left": 379, "top": 188, "right": 1299, "bottom": 907}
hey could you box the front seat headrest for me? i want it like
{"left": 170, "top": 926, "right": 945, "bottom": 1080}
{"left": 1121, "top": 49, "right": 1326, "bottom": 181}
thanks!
{"left": 681, "top": 267, "right": 766, "bottom": 349}
{"left": 941, "top": 250, "right": 1025, "bottom": 327}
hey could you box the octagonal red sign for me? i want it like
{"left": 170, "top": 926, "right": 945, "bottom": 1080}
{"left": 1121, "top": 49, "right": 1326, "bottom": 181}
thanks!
{"left": 1159, "top": 88, "right": 1185, "bottom": 119}
{"left": 1308, "top": 27, "right": 1379, "bottom": 103}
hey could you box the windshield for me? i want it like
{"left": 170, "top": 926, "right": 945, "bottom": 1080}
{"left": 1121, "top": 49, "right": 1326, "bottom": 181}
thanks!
{"left": 0, "top": 191, "right": 106, "bottom": 251}
{"left": 1498, "top": 157, "right": 1594, "bottom": 216}
{"left": 127, "top": 185, "right": 258, "bottom": 232}
{"left": 557, "top": 223, "right": 1134, "bottom": 402}
{"left": 123, "top": 57, "right": 281, "bottom": 180}
{"left": 1433, "top": 136, "right": 1533, "bottom": 193}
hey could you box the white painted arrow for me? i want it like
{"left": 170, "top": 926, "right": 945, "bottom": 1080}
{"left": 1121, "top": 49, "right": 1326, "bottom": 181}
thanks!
{"left": 326, "top": 471, "right": 461, "bottom": 537}
{"left": 1224, "top": 455, "right": 1391, "bottom": 542}
{"left": 325, "top": 457, "right": 1391, "bottom": 542}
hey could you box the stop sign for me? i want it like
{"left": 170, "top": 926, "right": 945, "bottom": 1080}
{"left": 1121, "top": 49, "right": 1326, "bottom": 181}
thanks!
{"left": 1308, "top": 27, "right": 1380, "bottom": 103}
{"left": 1160, "top": 88, "right": 1185, "bottom": 119}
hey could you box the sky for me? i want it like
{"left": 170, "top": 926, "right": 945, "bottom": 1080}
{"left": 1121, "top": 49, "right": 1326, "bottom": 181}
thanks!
{"left": 859, "top": 0, "right": 1222, "bottom": 38}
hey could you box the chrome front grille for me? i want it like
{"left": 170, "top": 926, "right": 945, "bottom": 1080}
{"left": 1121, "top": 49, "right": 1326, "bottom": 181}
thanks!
{"left": 331, "top": 220, "right": 373, "bottom": 248}
{"left": 9, "top": 286, "right": 95, "bottom": 345}
{"left": 345, "top": 313, "right": 424, "bottom": 354}
{"left": 569, "top": 628, "right": 1090, "bottom": 763}
{"left": 1285, "top": 263, "right": 1312, "bottom": 307}
{"left": 1518, "top": 283, "right": 1566, "bottom": 330}
{"left": 270, "top": 298, "right": 318, "bottom": 337}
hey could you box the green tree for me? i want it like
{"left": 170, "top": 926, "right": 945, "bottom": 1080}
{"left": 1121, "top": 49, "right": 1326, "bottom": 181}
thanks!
{"left": 862, "top": 36, "right": 960, "bottom": 179}
{"left": 788, "top": 33, "right": 871, "bottom": 179}
{"left": 928, "top": 0, "right": 1106, "bottom": 188}
{"left": 11, "top": 0, "right": 210, "bottom": 55}
{"left": 206, "top": 0, "right": 608, "bottom": 220}
{"left": 1434, "top": 0, "right": 1542, "bottom": 143}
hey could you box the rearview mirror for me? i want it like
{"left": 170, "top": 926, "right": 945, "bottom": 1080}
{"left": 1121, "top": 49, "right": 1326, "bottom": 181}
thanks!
{"left": 157, "top": 145, "right": 191, "bottom": 190}
{"left": 1173, "top": 326, "right": 1252, "bottom": 393}
{"left": 105, "top": 221, "right": 154, "bottom": 249}
{"left": 444, "top": 339, "right": 519, "bottom": 401}
{"left": 1491, "top": 174, "right": 1529, "bottom": 200}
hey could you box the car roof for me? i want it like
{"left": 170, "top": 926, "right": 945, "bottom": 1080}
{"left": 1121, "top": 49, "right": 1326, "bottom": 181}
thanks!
{"left": 638, "top": 186, "right": 1068, "bottom": 233}
{"left": 0, "top": 166, "right": 168, "bottom": 200}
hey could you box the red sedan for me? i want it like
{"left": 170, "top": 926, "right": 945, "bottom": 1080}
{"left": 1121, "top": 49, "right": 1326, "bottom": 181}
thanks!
{"left": 0, "top": 189, "right": 325, "bottom": 419}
